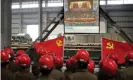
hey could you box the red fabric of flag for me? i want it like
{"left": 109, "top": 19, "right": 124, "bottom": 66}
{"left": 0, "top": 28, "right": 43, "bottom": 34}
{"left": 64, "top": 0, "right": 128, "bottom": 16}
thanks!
{"left": 34, "top": 36, "right": 64, "bottom": 57}
{"left": 102, "top": 38, "right": 133, "bottom": 64}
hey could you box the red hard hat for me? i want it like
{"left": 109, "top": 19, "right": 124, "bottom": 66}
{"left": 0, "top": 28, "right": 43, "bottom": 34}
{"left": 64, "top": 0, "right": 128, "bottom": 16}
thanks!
{"left": 54, "top": 56, "right": 63, "bottom": 67}
{"left": 17, "top": 55, "right": 31, "bottom": 66}
{"left": 1, "top": 50, "right": 10, "bottom": 62}
{"left": 5, "top": 48, "right": 14, "bottom": 56}
{"left": 89, "top": 59, "right": 95, "bottom": 68}
{"left": 14, "top": 54, "right": 28, "bottom": 65}
{"left": 126, "top": 51, "right": 133, "bottom": 60}
{"left": 87, "top": 63, "right": 94, "bottom": 73}
{"left": 14, "top": 56, "right": 20, "bottom": 65}
{"left": 47, "top": 51, "right": 56, "bottom": 56}
{"left": 37, "top": 47, "right": 47, "bottom": 57}
{"left": 16, "top": 50, "right": 26, "bottom": 57}
{"left": 71, "top": 55, "right": 77, "bottom": 64}
{"left": 76, "top": 49, "right": 89, "bottom": 62}
{"left": 66, "top": 58, "right": 71, "bottom": 67}
{"left": 39, "top": 55, "right": 54, "bottom": 69}
{"left": 87, "top": 59, "right": 95, "bottom": 73}
{"left": 108, "top": 53, "right": 118, "bottom": 63}
{"left": 99, "top": 59, "right": 105, "bottom": 67}
{"left": 102, "top": 59, "right": 118, "bottom": 76}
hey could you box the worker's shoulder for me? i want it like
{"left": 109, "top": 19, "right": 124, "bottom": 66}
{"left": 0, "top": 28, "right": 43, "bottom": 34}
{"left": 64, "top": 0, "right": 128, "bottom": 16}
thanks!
{"left": 124, "top": 66, "right": 133, "bottom": 70}
{"left": 52, "top": 69, "right": 64, "bottom": 75}
{"left": 118, "top": 66, "right": 133, "bottom": 80}
{"left": 38, "top": 76, "right": 56, "bottom": 80}
{"left": 1, "top": 68, "right": 15, "bottom": 80}
{"left": 71, "top": 71, "right": 96, "bottom": 76}
{"left": 121, "top": 66, "right": 133, "bottom": 73}
{"left": 2, "top": 68, "right": 14, "bottom": 75}
{"left": 70, "top": 72, "right": 97, "bottom": 80}
{"left": 15, "top": 71, "right": 34, "bottom": 76}
{"left": 38, "top": 78, "right": 55, "bottom": 80}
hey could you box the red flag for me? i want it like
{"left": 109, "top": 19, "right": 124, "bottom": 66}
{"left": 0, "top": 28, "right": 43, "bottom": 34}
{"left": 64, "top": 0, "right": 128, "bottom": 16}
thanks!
{"left": 34, "top": 36, "right": 64, "bottom": 57}
{"left": 102, "top": 38, "right": 133, "bottom": 64}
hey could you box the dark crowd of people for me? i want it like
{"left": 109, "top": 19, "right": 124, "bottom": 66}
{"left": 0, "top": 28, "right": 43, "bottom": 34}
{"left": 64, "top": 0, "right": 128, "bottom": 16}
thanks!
{"left": 1, "top": 48, "right": 133, "bottom": 80}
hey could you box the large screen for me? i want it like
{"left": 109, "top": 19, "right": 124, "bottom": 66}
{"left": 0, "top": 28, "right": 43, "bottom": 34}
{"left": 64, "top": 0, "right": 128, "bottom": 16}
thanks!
{"left": 64, "top": 0, "right": 99, "bottom": 33}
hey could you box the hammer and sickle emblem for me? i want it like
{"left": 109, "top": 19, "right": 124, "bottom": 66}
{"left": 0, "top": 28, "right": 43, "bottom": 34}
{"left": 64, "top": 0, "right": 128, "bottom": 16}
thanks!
{"left": 56, "top": 40, "right": 63, "bottom": 46}
{"left": 106, "top": 42, "right": 114, "bottom": 49}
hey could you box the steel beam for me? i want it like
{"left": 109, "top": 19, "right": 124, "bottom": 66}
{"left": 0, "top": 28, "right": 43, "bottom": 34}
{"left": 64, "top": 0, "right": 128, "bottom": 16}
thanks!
{"left": 38, "top": 0, "right": 43, "bottom": 39}
{"left": 19, "top": 0, "right": 23, "bottom": 33}
{"left": 100, "top": 7, "right": 133, "bottom": 43}
{"left": 41, "top": 15, "right": 64, "bottom": 41}
{"left": 12, "top": 7, "right": 63, "bottom": 13}
{"left": 1, "top": 0, "right": 12, "bottom": 48}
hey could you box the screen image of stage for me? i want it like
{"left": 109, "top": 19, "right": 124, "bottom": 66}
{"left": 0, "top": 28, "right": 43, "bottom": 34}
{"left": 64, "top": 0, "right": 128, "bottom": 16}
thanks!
{"left": 64, "top": 0, "right": 99, "bottom": 33}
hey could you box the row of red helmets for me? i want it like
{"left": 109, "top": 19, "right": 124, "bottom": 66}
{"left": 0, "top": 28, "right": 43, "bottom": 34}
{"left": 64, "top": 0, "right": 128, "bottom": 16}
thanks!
{"left": 1, "top": 48, "right": 15, "bottom": 62}
{"left": 36, "top": 46, "right": 63, "bottom": 69}
{"left": 66, "top": 49, "right": 95, "bottom": 74}
{"left": 39, "top": 55, "right": 63, "bottom": 69}
{"left": 1, "top": 48, "right": 16, "bottom": 63}
{"left": 0, "top": 48, "right": 31, "bottom": 67}
{"left": 1, "top": 47, "right": 63, "bottom": 69}
{"left": 99, "top": 50, "right": 133, "bottom": 76}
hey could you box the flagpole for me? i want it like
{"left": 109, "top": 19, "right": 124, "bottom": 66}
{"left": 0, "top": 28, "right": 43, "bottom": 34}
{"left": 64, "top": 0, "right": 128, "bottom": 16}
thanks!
{"left": 101, "top": 38, "right": 103, "bottom": 60}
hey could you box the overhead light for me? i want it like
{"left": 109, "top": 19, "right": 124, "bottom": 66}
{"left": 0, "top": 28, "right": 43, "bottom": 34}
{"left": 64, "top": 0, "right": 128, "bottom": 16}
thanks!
{"left": 100, "top": 1, "right": 106, "bottom": 5}
{"left": 12, "top": 4, "right": 20, "bottom": 9}
{"left": 107, "top": 0, "right": 123, "bottom": 5}
{"left": 48, "top": 3, "right": 63, "bottom": 7}
{"left": 124, "top": 0, "right": 133, "bottom": 4}
{"left": 22, "top": 3, "right": 39, "bottom": 8}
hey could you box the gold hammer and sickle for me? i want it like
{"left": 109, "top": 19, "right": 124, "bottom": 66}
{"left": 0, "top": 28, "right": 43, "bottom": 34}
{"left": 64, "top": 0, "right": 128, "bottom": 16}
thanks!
{"left": 106, "top": 42, "right": 114, "bottom": 49}
{"left": 56, "top": 40, "right": 63, "bottom": 46}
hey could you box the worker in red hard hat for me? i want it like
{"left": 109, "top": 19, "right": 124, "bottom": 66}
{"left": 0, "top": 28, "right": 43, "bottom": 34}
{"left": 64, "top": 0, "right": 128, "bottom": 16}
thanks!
{"left": 53, "top": 56, "right": 63, "bottom": 69}
{"left": 4, "top": 48, "right": 15, "bottom": 62}
{"left": 5, "top": 48, "right": 14, "bottom": 57}
{"left": 47, "top": 51, "right": 56, "bottom": 56}
{"left": 117, "top": 51, "right": 133, "bottom": 80}
{"left": 107, "top": 53, "right": 118, "bottom": 63}
{"left": 87, "top": 59, "right": 95, "bottom": 74}
{"left": 32, "top": 47, "right": 48, "bottom": 78}
{"left": 69, "top": 49, "right": 97, "bottom": 80}
{"left": 99, "top": 59, "right": 105, "bottom": 68}
{"left": 1, "top": 50, "right": 14, "bottom": 80}
{"left": 9, "top": 50, "right": 26, "bottom": 73}
{"left": 97, "top": 58, "right": 105, "bottom": 77}
{"left": 14, "top": 54, "right": 36, "bottom": 80}
{"left": 38, "top": 55, "right": 55, "bottom": 80}
{"left": 4, "top": 48, "right": 19, "bottom": 73}
{"left": 64, "top": 58, "right": 73, "bottom": 80}
{"left": 125, "top": 51, "right": 133, "bottom": 66}
{"left": 16, "top": 50, "right": 26, "bottom": 57}
{"left": 37, "top": 47, "right": 48, "bottom": 57}
{"left": 66, "top": 58, "right": 72, "bottom": 69}
{"left": 70, "top": 55, "right": 78, "bottom": 73}
{"left": 98, "top": 58, "right": 118, "bottom": 80}
{"left": 49, "top": 56, "right": 64, "bottom": 80}
{"left": 107, "top": 53, "right": 125, "bottom": 69}
{"left": 102, "top": 59, "right": 118, "bottom": 76}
